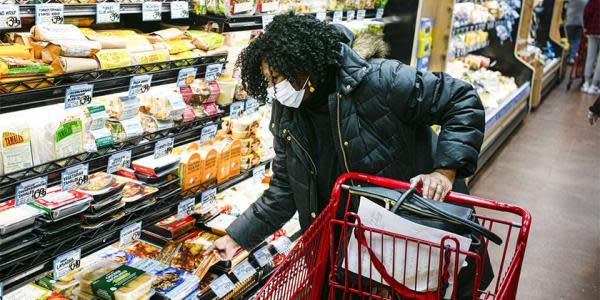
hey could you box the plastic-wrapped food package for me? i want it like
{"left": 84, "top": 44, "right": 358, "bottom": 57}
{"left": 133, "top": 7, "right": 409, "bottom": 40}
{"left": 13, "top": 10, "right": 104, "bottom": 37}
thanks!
{"left": 164, "top": 40, "right": 196, "bottom": 55}
{"left": 0, "top": 110, "right": 34, "bottom": 175}
{"left": 207, "top": 0, "right": 257, "bottom": 16}
{"left": 185, "top": 31, "right": 224, "bottom": 51}
{"left": 80, "top": 104, "right": 114, "bottom": 151}
{"left": 95, "top": 49, "right": 133, "bottom": 69}
{"left": 140, "top": 114, "right": 174, "bottom": 133}
{"left": 147, "top": 28, "right": 186, "bottom": 43}
{"left": 0, "top": 199, "right": 42, "bottom": 236}
{"left": 258, "top": 0, "right": 280, "bottom": 13}
{"left": 169, "top": 230, "right": 220, "bottom": 277}
{"left": 92, "top": 264, "right": 154, "bottom": 300}
{"left": 132, "top": 259, "right": 200, "bottom": 300}
{"left": 0, "top": 43, "right": 34, "bottom": 59}
{"left": 31, "top": 24, "right": 87, "bottom": 42}
{"left": 106, "top": 117, "right": 144, "bottom": 143}
{"left": 30, "top": 105, "right": 86, "bottom": 164}
{"left": 139, "top": 90, "right": 186, "bottom": 121}
{"left": 41, "top": 40, "right": 102, "bottom": 64}
{"left": 0, "top": 57, "right": 52, "bottom": 78}
{"left": 95, "top": 95, "right": 140, "bottom": 121}
{"left": 29, "top": 186, "right": 92, "bottom": 221}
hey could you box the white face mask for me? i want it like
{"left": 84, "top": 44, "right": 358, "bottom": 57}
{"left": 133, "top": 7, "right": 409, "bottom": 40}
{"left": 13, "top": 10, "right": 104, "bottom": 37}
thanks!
{"left": 267, "top": 77, "right": 309, "bottom": 108}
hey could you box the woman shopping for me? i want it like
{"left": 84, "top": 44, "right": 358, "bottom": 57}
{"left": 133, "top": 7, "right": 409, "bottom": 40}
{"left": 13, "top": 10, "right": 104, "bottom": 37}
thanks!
{"left": 582, "top": 0, "right": 600, "bottom": 94}
{"left": 205, "top": 14, "right": 488, "bottom": 298}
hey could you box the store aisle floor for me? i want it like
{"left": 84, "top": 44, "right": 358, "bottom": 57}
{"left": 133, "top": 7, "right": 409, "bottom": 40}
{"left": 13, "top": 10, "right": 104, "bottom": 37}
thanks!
{"left": 471, "top": 80, "right": 600, "bottom": 300}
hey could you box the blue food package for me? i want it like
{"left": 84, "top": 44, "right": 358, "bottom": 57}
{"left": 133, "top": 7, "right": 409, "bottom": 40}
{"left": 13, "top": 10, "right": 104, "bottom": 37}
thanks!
{"left": 132, "top": 258, "right": 200, "bottom": 300}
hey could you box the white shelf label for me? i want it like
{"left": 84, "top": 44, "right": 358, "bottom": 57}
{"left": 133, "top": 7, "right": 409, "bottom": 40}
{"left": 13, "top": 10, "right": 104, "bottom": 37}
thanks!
{"left": 272, "top": 236, "right": 292, "bottom": 254}
{"left": 177, "top": 67, "right": 197, "bottom": 87}
{"left": 261, "top": 1, "right": 279, "bottom": 12}
{"left": 200, "top": 187, "right": 216, "bottom": 205}
{"left": 61, "top": 164, "right": 88, "bottom": 191}
{"left": 316, "top": 11, "right": 326, "bottom": 22}
{"left": 154, "top": 137, "right": 174, "bottom": 159}
{"left": 229, "top": 102, "right": 244, "bottom": 119}
{"left": 357, "top": 9, "right": 366, "bottom": 21}
{"left": 119, "top": 222, "right": 142, "bottom": 247}
{"left": 177, "top": 197, "right": 195, "bottom": 220}
{"left": 244, "top": 99, "right": 259, "bottom": 115}
{"left": 170, "top": 1, "right": 189, "bottom": 19}
{"left": 375, "top": 8, "right": 384, "bottom": 20}
{"left": 200, "top": 124, "right": 218, "bottom": 144}
{"left": 262, "top": 14, "right": 274, "bottom": 29}
{"left": 346, "top": 10, "right": 355, "bottom": 21}
{"left": 16, "top": 176, "right": 48, "bottom": 206}
{"left": 253, "top": 164, "right": 266, "bottom": 183}
{"left": 53, "top": 249, "right": 81, "bottom": 280}
{"left": 333, "top": 10, "right": 343, "bottom": 23}
{"left": 253, "top": 246, "right": 272, "bottom": 267}
{"left": 129, "top": 75, "right": 152, "bottom": 98}
{"left": 36, "top": 4, "right": 64, "bottom": 25}
{"left": 142, "top": 2, "right": 162, "bottom": 21}
{"left": 64, "top": 84, "right": 93, "bottom": 109}
{"left": 96, "top": 2, "right": 120, "bottom": 24}
{"left": 232, "top": 260, "right": 257, "bottom": 282}
{"left": 210, "top": 275, "right": 235, "bottom": 298}
{"left": 233, "top": 1, "right": 253, "bottom": 13}
{"left": 0, "top": 5, "right": 21, "bottom": 29}
{"left": 107, "top": 150, "right": 132, "bottom": 174}
{"left": 205, "top": 63, "right": 223, "bottom": 82}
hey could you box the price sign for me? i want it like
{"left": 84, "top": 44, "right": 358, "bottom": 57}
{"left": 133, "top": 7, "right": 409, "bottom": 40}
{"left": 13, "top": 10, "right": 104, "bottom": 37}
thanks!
{"left": 245, "top": 98, "right": 260, "bottom": 115}
{"left": 262, "top": 14, "right": 274, "bottom": 29}
{"left": 210, "top": 275, "right": 235, "bottom": 298}
{"left": 61, "top": 164, "right": 88, "bottom": 191}
{"left": 64, "top": 84, "right": 93, "bottom": 109}
{"left": 0, "top": 5, "right": 21, "bottom": 29}
{"left": 229, "top": 101, "right": 244, "bottom": 119}
{"left": 119, "top": 222, "right": 142, "bottom": 247}
{"left": 253, "top": 164, "right": 266, "bottom": 183}
{"left": 142, "top": 2, "right": 162, "bottom": 21}
{"left": 232, "top": 260, "right": 257, "bottom": 282}
{"left": 53, "top": 249, "right": 81, "bottom": 280}
{"left": 272, "top": 236, "right": 292, "bottom": 254}
{"left": 177, "top": 197, "right": 195, "bottom": 220}
{"left": 253, "top": 246, "right": 272, "bottom": 267}
{"left": 170, "top": 1, "right": 189, "bottom": 19}
{"left": 200, "top": 124, "right": 218, "bottom": 143}
{"left": 154, "top": 137, "right": 174, "bottom": 159}
{"left": 107, "top": 150, "right": 132, "bottom": 174}
{"left": 36, "top": 4, "right": 64, "bottom": 25}
{"left": 129, "top": 75, "right": 152, "bottom": 98}
{"left": 177, "top": 67, "right": 197, "bottom": 87}
{"left": 16, "top": 176, "right": 48, "bottom": 206}
{"left": 205, "top": 63, "right": 223, "bottom": 82}
{"left": 357, "top": 9, "right": 366, "bottom": 21}
{"left": 96, "top": 2, "right": 120, "bottom": 24}
{"left": 346, "top": 10, "right": 355, "bottom": 21}
{"left": 333, "top": 10, "right": 343, "bottom": 23}
{"left": 200, "top": 187, "right": 216, "bottom": 205}
{"left": 375, "top": 8, "right": 384, "bottom": 20}
{"left": 316, "top": 11, "right": 326, "bottom": 22}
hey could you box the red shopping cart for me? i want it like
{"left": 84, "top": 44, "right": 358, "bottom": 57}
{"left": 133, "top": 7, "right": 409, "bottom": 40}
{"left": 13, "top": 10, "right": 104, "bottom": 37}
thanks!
{"left": 255, "top": 173, "right": 532, "bottom": 300}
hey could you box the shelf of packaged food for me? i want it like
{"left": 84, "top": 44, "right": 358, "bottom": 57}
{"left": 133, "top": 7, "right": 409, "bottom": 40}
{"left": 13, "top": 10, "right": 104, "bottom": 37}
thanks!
{"left": 0, "top": 55, "right": 226, "bottom": 114}
{"left": 0, "top": 160, "right": 273, "bottom": 294}
{"left": 450, "top": 40, "right": 490, "bottom": 59}
{"left": 0, "top": 110, "right": 227, "bottom": 202}
{"left": 193, "top": 9, "right": 380, "bottom": 31}
{"left": 541, "top": 58, "right": 560, "bottom": 98}
{"left": 16, "top": 2, "right": 178, "bottom": 18}
{"left": 452, "top": 19, "right": 506, "bottom": 35}
{"left": 478, "top": 82, "right": 531, "bottom": 167}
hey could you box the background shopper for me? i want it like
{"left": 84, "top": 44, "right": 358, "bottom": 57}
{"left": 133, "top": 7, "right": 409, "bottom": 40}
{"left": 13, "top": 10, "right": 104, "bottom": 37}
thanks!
{"left": 565, "top": 0, "right": 588, "bottom": 64}
{"left": 582, "top": 0, "right": 600, "bottom": 93}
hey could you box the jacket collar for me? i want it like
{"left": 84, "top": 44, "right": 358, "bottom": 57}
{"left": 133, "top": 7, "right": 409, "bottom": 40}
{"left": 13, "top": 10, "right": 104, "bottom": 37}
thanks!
{"left": 334, "top": 24, "right": 371, "bottom": 95}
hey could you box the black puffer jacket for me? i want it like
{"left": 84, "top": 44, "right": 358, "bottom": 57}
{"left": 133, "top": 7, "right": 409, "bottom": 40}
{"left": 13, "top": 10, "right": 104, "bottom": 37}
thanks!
{"left": 227, "top": 25, "right": 485, "bottom": 250}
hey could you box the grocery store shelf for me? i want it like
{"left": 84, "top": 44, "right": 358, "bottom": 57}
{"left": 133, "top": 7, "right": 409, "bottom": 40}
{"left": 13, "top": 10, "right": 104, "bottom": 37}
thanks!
{"left": 0, "top": 55, "right": 226, "bottom": 114}
{"left": 193, "top": 9, "right": 380, "bottom": 32}
{"left": 541, "top": 58, "right": 560, "bottom": 99}
{"left": 478, "top": 82, "right": 531, "bottom": 170}
{"left": 0, "top": 111, "right": 225, "bottom": 202}
{"left": 450, "top": 40, "right": 490, "bottom": 59}
{"left": 0, "top": 160, "right": 272, "bottom": 294}
{"left": 452, "top": 19, "right": 506, "bottom": 35}
{"left": 17, "top": 2, "right": 177, "bottom": 18}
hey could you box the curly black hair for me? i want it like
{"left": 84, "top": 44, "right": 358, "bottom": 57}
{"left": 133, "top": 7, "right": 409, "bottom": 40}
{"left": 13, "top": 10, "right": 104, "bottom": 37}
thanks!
{"left": 236, "top": 14, "right": 343, "bottom": 100}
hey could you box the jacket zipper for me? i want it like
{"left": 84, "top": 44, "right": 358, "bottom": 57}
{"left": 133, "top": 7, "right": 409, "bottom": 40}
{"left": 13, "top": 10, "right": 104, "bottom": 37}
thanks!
{"left": 336, "top": 93, "right": 351, "bottom": 173}
{"left": 287, "top": 130, "right": 317, "bottom": 175}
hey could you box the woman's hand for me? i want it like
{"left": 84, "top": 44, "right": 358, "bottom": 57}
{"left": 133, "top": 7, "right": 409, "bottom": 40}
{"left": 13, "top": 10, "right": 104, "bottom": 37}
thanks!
{"left": 409, "top": 169, "right": 457, "bottom": 201}
{"left": 203, "top": 235, "right": 241, "bottom": 261}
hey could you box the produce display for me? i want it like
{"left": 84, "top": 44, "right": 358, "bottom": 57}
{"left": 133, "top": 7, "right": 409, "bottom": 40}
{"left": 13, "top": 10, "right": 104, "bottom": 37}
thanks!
{"left": 193, "top": 0, "right": 385, "bottom": 15}
{"left": 447, "top": 54, "right": 518, "bottom": 113}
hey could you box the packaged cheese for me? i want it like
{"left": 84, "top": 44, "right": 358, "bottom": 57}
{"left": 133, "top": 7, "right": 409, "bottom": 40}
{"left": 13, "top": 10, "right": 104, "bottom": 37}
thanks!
{"left": 211, "top": 140, "right": 232, "bottom": 183}
{"left": 81, "top": 28, "right": 126, "bottom": 49}
{"left": 129, "top": 49, "right": 170, "bottom": 65}
{"left": 185, "top": 31, "right": 224, "bottom": 51}
{"left": 41, "top": 40, "right": 102, "bottom": 63}
{"left": 228, "top": 138, "right": 242, "bottom": 177}
{"left": 147, "top": 28, "right": 186, "bottom": 43}
{"left": 95, "top": 95, "right": 140, "bottom": 120}
{"left": 0, "top": 43, "right": 34, "bottom": 59}
{"left": 95, "top": 49, "right": 132, "bottom": 69}
{"left": 106, "top": 117, "right": 144, "bottom": 143}
{"left": 0, "top": 57, "right": 52, "bottom": 78}
{"left": 139, "top": 90, "right": 186, "bottom": 121}
{"left": 139, "top": 114, "right": 174, "bottom": 133}
{"left": 124, "top": 35, "right": 154, "bottom": 53}
{"left": 31, "top": 24, "right": 87, "bottom": 42}
{"left": 178, "top": 152, "right": 203, "bottom": 190}
{"left": 170, "top": 50, "right": 199, "bottom": 61}
{"left": 29, "top": 107, "right": 85, "bottom": 164}
{"left": 54, "top": 56, "right": 100, "bottom": 74}
{"left": 1, "top": 126, "right": 34, "bottom": 175}
{"left": 164, "top": 40, "right": 196, "bottom": 55}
